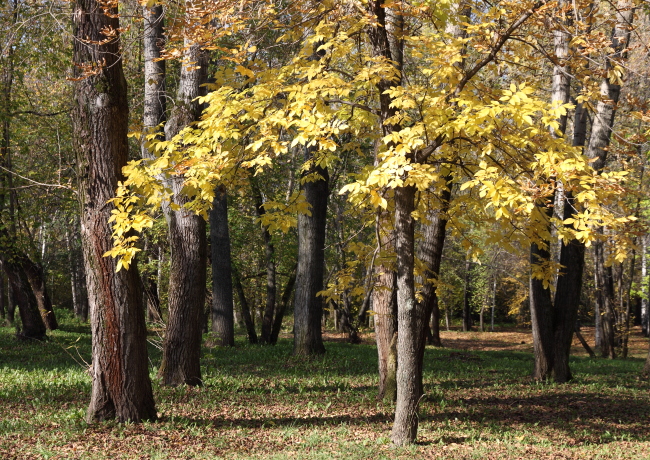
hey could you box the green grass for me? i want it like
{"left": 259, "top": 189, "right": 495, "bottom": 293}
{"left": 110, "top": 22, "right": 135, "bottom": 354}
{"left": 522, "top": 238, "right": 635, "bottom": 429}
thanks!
{"left": 1, "top": 316, "right": 650, "bottom": 459}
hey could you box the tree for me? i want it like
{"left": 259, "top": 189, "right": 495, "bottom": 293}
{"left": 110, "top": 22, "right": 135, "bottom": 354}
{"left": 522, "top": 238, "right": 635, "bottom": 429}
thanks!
{"left": 72, "top": 0, "right": 156, "bottom": 423}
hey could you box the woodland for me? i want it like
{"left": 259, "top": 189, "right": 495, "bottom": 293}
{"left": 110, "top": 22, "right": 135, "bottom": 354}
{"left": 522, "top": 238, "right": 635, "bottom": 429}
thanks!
{"left": 2, "top": 0, "right": 650, "bottom": 458}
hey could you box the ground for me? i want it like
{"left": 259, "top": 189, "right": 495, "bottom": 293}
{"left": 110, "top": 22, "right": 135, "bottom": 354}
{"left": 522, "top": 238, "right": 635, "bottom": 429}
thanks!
{"left": 1, "top": 316, "right": 649, "bottom": 459}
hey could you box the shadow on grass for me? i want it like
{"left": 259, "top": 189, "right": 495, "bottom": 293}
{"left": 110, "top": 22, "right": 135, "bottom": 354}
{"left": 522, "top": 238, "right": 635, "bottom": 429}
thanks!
{"left": 162, "top": 412, "right": 391, "bottom": 429}
{"left": 426, "top": 391, "right": 650, "bottom": 442}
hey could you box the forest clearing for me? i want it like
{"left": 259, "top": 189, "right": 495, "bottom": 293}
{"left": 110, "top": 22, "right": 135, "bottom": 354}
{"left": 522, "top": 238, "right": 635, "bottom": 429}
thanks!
{"left": 1, "top": 318, "right": 649, "bottom": 460}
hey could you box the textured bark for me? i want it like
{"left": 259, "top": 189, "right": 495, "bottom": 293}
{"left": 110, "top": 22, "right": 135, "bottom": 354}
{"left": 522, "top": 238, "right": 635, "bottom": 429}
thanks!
{"left": 530, "top": 237, "right": 555, "bottom": 380}
{"left": 594, "top": 236, "right": 617, "bottom": 358}
{"left": 3, "top": 260, "right": 45, "bottom": 340}
{"left": 141, "top": 2, "right": 165, "bottom": 158}
{"left": 269, "top": 265, "right": 297, "bottom": 345}
{"left": 5, "top": 272, "right": 14, "bottom": 325}
{"left": 66, "top": 227, "right": 89, "bottom": 322}
{"left": 210, "top": 186, "right": 234, "bottom": 346}
{"left": 73, "top": 0, "right": 156, "bottom": 423}
{"left": 158, "top": 40, "right": 208, "bottom": 387}
{"left": 462, "top": 258, "right": 472, "bottom": 332}
{"left": 375, "top": 258, "right": 397, "bottom": 402}
{"left": 251, "top": 180, "right": 277, "bottom": 344}
{"left": 391, "top": 184, "right": 421, "bottom": 445}
{"left": 293, "top": 154, "right": 328, "bottom": 356}
{"left": 21, "top": 256, "right": 58, "bottom": 330}
{"left": 420, "top": 181, "right": 451, "bottom": 347}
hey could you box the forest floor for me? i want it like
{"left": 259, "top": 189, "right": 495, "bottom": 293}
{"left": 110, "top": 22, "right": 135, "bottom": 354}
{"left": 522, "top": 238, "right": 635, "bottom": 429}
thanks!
{"left": 1, "top": 314, "right": 649, "bottom": 459}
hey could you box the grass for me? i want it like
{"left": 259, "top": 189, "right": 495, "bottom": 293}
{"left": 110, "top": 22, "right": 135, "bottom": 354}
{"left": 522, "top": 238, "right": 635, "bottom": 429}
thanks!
{"left": 1, "top": 314, "right": 650, "bottom": 459}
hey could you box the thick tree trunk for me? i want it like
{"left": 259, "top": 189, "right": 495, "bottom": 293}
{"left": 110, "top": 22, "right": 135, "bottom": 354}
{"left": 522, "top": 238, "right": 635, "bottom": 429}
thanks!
{"left": 293, "top": 155, "right": 328, "bottom": 356}
{"left": 73, "top": 0, "right": 156, "bottom": 423}
{"left": 251, "top": 180, "right": 277, "bottom": 344}
{"left": 21, "top": 256, "right": 57, "bottom": 330}
{"left": 3, "top": 260, "right": 45, "bottom": 340}
{"left": 595, "top": 237, "right": 617, "bottom": 358}
{"left": 159, "top": 40, "right": 208, "bottom": 386}
{"left": 210, "top": 186, "right": 235, "bottom": 346}
{"left": 5, "top": 271, "right": 14, "bottom": 326}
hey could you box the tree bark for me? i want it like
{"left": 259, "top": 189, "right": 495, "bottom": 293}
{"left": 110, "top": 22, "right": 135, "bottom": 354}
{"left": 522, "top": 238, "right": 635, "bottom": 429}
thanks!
{"left": 642, "top": 235, "right": 648, "bottom": 336}
{"left": 73, "top": 0, "right": 156, "bottom": 423}
{"left": 141, "top": 1, "right": 165, "bottom": 158}
{"left": 158, "top": 40, "right": 208, "bottom": 387}
{"left": 21, "top": 255, "right": 57, "bottom": 330}
{"left": 391, "top": 184, "right": 421, "bottom": 445}
{"left": 374, "top": 255, "right": 397, "bottom": 402}
{"left": 293, "top": 152, "right": 328, "bottom": 356}
{"left": 3, "top": 259, "right": 45, "bottom": 340}
{"left": 210, "top": 185, "right": 235, "bottom": 346}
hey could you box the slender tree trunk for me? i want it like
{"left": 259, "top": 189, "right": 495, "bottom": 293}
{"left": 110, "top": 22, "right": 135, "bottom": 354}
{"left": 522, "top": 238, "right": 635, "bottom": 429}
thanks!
{"left": 642, "top": 235, "right": 648, "bottom": 336}
{"left": 159, "top": 40, "right": 208, "bottom": 387}
{"left": 462, "top": 258, "right": 472, "bottom": 332}
{"left": 270, "top": 265, "right": 297, "bottom": 345}
{"left": 391, "top": 184, "right": 421, "bottom": 445}
{"left": 73, "top": 0, "right": 156, "bottom": 423}
{"left": 210, "top": 186, "right": 234, "bottom": 346}
{"left": 0, "top": 268, "right": 5, "bottom": 321}
{"left": 293, "top": 152, "right": 328, "bottom": 356}
{"left": 251, "top": 179, "right": 277, "bottom": 344}
{"left": 491, "top": 273, "right": 496, "bottom": 332}
{"left": 233, "top": 267, "right": 257, "bottom": 344}
{"left": 375, "top": 255, "right": 398, "bottom": 402}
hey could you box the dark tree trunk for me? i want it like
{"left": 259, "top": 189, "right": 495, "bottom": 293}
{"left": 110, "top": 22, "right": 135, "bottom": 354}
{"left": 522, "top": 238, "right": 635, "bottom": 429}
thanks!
{"left": 3, "top": 260, "right": 45, "bottom": 340}
{"left": 158, "top": 40, "right": 208, "bottom": 387}
{"left": 233, "top": 267, "right": 257, "bottom": 344}
{"left": 530, "top": 237, "right": 555, "bottom": 380}
{"left": 66, "top": 227, "right": 88, "bottom": 322}
{"left": 210, "top": 186, "right": 234, "bottom": 346}
{"left": 72, "top": 0, "right": 156, "bottom": 423}
{"left": 293, "top": 154, "right": 328, "bottom": 356}
{"left": 5, "top": 272, "right": 14, "bottom": 326}
{"left": 0, "top": 268, "right": 5, "bottom": 321}
{"left": 595, "top": 237, "right": 617, "bottom": 358}
{"left": 251, "top": 179, "right": 277, "bottom": 344}
{"left": 270, "top": 265, "right": 297, "bottom": 345}
{"left": 21, "top": 256, "right": 57, "bottom": 330}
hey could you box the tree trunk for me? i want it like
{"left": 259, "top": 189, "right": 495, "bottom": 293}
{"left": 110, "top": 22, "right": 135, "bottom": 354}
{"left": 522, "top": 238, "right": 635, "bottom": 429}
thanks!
{"left": 73, "top": 0, "right": 156, "bottom": 423}
{"left": 642, "top": 235, "right": 648, "bottom": 336}
{"left": 158, "top": 39, "right": 208, "bottom": 387}
{"left": 251, "top": 179, "right": 277, "bottom": 344}
{"left": 210, "top": 186, "right": 235, "bottom": 346}
{"left": 141, "top": 1, "right": 165, "bottom": 158}
{"left": 5, "top": 270, "right": 14, "bottom": 326}
{"left": 270, "top": 265, "right": 297, "bottom": 345}
{"left": 595, "top": 236, "right": 617, "bottom": 359}
{"left": 391, "top": 184, "right": 421, "bottom": 445}
{"left": 0, "top": 268, "right": 5, "bottom": 321}
{"left": 530, "top": 237, "right": 555, "bottom": 380}
{"left": 21, "top": 255, "right": 57, "bottom": 330}
{"left": 374, "top": 257, "right": 397, "bottom": 402}
{"left": 233, "top": 267, "right": 257, "bottom": 344}
{"left": 420, "top": 180, "right": 451, "bottom": 347}
{"left": 3, "top": 260, "right": 45, "bottom": 340}
{"left": 462, "top": 258, "right": 472, "bottom": 332}
{"left": 293, "top": 153, "right": 328, "bottom": 356}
